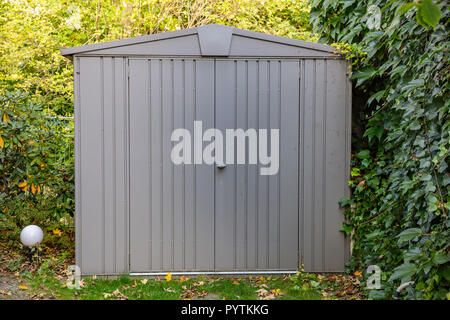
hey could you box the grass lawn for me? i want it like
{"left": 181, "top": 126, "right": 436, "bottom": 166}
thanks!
{"left": 1, "top": 229, "right": 364, "bottom": 300}
{"left": 24, "top": 271, "right": 324, "bottom": 300}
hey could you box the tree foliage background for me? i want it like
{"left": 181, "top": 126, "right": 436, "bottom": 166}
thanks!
{"left": 0, "top": 0, "right": 315, "bottom": 115}
{"left": 311, "top": 0, "right": 449, "bottom": 299}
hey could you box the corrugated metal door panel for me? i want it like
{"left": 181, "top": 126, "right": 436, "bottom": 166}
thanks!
{"left": 173, "top": 59, "right": 184, "bottom": 270}
{"left": 245, "top": 60, "right": 259, "bottom": 270}
{"left": 193, "top": 60, "right": 216, "bottom": 270}
{"left": 129, "top": 59, "right": 151, "bottom": 271}
{"left": 279, "top": 61, "right": 300, "bottom": 269}
{"left": 126, "top": 57, "right": 348, "bottom": 273}
{"left": 214, "top": 60, "right": 235, "bottom": 270}
{"left": 183, "top": 60, "right": 196, "bottom": 270}
{"left": 256, "top": 60, "right": 269, "bottom": 268}
{"left": 149, "top": 59, "right": 162, "bottom": 270}
{"left": 129, "top": 59, "right": 215, "bottom": 272}
{"left": 234, "top": 60, "right": 248, "bottom": 270}
{"left": 214, "top": 59, "right": 300, "bottom": 270}
{"left": 161, "top": 59, "right": 174, "bottom": 270}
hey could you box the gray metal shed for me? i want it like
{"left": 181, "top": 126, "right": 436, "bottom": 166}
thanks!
{"left": 61, "top": 24, "right": 351, "bottom": 276}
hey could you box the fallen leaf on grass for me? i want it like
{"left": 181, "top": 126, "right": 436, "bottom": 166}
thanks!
{"left": 141, "top": 278, "right": 148, "bottom": 285}
{"left": 104, "top": 289, "right": 128, "bottom": 300}
{"left": 256, "top": 287, "right": 282, "bottom": 300}
{"left": 164, "top": 273, "right": 172, "bottom": 281}
{"left": 164, "top": 287, "right": 176, "bottom": 293}
{"left": 270, "top": 288, "right": 282, "bottom": 296}
{"left": 18, "top": 285, "right": 28, "bottom": 290}
{"left": 353, "top": 270, "right": 362, "bottom": 277}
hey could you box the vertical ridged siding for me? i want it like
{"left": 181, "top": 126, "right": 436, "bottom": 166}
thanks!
{"left": 77, "top": 57, "right": 128, "bottom": 274}
{"left": 299, "top": 59, "right": 349, "bottom": 272}
{"left": 76, "top": 56, "right": 350, "bottom": 274}
{"left": 128, "top": 58, "right": 300, "bottom": 272}
{"left": 129, "top": 59, "right": 215, "bottom": 271}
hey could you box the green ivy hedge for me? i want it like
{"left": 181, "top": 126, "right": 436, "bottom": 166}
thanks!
{"left": 311, "top": 0, "right": 449, "bottom": 299}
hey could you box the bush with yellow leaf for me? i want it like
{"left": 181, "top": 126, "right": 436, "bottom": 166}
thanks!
{"left": 0, "top": 92, "right": 74, "bottom": 223}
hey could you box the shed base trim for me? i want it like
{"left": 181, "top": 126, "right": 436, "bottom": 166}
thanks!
{"left": 129, "top": 270, "right": 298, "bottom": 276}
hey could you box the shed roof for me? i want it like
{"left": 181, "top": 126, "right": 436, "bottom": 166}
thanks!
{"left": 61, "top": 24, "right": 336, "bottom": 58}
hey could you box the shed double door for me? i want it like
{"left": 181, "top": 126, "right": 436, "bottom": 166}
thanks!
{"left": 129, "top": 58, "right": 300, "bottom": 272}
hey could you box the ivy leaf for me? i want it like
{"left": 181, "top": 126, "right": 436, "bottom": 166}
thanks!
{"left": 352, "top": 67, "right": 377, "bottom": 87}
{"left": 404, "top": 248, "right": 421, "bottom": 262}
{"left": 368, "top": 290, "right": 386, "bottom": 300}
{"left": 367, "top": 90, "right": 385, "bottom": 105}
{"left": 389, "top": 263, "right": 417, "bottom": 282}
{"left": 356, "top": 150, "right": 371, "bottom": 159}
{"left": 433, "top": 252, "right": 450, "bottom": 265}
{"left": 424, "top": 182, "right": 436, "bottom": 193}
{"left": 395, "top": 3, "right": 418, "bottom": 16}
{"left": 397, "top": 228, "right": 422, "bottom": 243}
{"left": 418, "top": 0, "right": 441, "bottom": 29}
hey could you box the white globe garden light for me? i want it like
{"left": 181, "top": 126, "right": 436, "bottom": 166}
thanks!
{"left": 20, "top": 225, "right": 44, "bottom": 247}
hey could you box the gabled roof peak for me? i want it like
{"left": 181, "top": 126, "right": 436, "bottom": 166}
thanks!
{"left": 61, "top": 24, "right": 335, "bottom": 57}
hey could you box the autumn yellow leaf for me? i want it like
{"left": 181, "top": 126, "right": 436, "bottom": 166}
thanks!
{"left": 271, "top": 288, "right": 281, "bottom": 296}
{"left": 354, "top": 270, "right": 362, "bottom": 277}
{"left": 164, "top": 272, "right": 172, "bottom": 281}
{"left": 18, "top": 181, "right": 27, "bottom": 188}
{"left": 179, "top": 276, "right": 186, "bottom": 283}
{"left": 18, "top": 285, "right": 28, "bottom": 290}
{"left": 0, "top": 136, "right": 4, "bottom": 148}
{"left": 2, "top": 113, "right": 7, "bottom": 122}
{"left": 52, "top": 229, "right": 62, "bottom": 236}
{"left": 31, "top": 184, "right": 36, "bottom": 194}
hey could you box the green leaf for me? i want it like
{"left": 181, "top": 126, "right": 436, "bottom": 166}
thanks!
{"left": 418, "top": 0, "right": 441, "bottom": 29}
{"left": 368, "top": 90, "right": 385, "bottom": 105}
{"left": 368, "top": 290, "right": 386, "bottom": 300}
{"left": 389, "top": 263, "right": 417, "bottom": 281}
{"left": 397, "top": 228, "right": 422, "bottom": 242}
{"left": 396, "top": 3, "right": 418, "bottom": 16}
{"left": 356, "top": 150, "right": 371, "bottom": 159}
{"left": 424, "top": 182, "right": 436, "bottom": 193}
{"left": 352, "top": 67, "right": 377, "bottom": 87}
{"left": 433, "top": 252, "right": 450, "bottom": 265}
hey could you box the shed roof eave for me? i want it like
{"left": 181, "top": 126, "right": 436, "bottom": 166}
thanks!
{"left": 60, "top": 24, "right": 336, "bottom": 57}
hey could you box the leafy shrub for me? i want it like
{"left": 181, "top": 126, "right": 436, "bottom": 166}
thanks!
{"left": 311, "top": 0, "right": 449, "bottom": 299}
{"left": 0, "top": 92, "right": 74, "bottom": 224}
